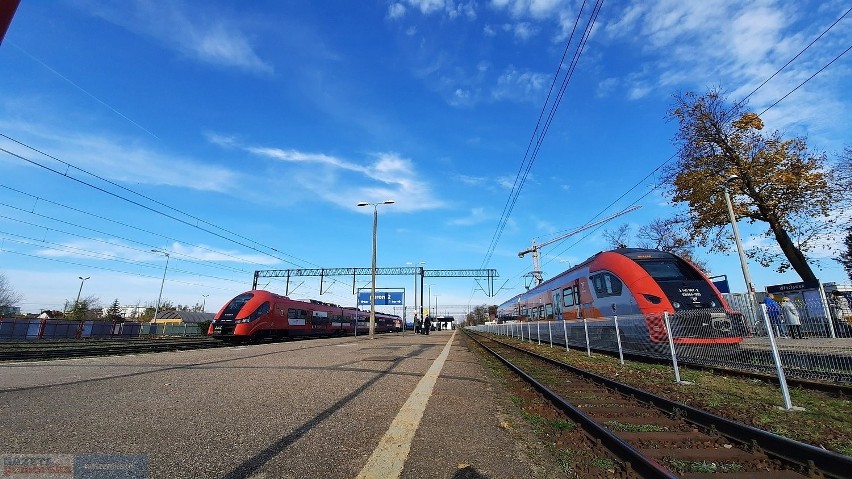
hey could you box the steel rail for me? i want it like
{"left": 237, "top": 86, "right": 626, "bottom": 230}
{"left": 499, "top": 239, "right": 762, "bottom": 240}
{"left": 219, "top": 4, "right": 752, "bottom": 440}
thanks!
{"left": 469, "top": 330, "right": 852, "bottom": 479}
{"left": 0, "top": 337, "right": 224, "bottom": 361}
{"left": 467, "top": 331, "right": 679, "bottom": 478}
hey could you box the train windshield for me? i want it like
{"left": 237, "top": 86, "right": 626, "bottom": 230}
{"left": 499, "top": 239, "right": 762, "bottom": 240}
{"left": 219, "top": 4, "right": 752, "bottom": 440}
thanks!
{"left": 635, "top": 259, "right": 703, "bottom": 281}
{"left": 220, "top": 293, "right": 254, "bottom": 320}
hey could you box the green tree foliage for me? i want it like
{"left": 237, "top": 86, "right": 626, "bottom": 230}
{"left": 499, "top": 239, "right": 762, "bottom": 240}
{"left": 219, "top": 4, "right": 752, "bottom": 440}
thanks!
{"left": 106, "top": 299, "right": 123, "bottom": 321}
{"left": 838, "top": 228, "right": 852, "bottom": 283}
{"left": 665, "top": 88, "right": 835, "bottom": 282}
{"left": 465, "top": 305, "right": 490, "bottom": 326}
{"left": 832, "top": 148, "right": 852, "bottom": 282}
{"left": 67, "top": 294, "right": 102, "bottom": 321}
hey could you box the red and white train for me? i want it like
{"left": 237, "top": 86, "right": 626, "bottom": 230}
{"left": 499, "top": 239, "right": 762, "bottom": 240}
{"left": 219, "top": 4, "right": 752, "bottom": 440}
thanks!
{"left": 496, "top": 248, "right": 747, "bottom": 346}
{"left": 208, "top": 290, "right": 401, "bottom": 340}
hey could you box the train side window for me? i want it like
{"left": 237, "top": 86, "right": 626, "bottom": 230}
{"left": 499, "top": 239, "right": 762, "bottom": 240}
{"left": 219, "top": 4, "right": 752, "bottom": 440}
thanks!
{"left": 592, "top": 273, "right": 623, "bottom": 297}
{"left": 521, "top": 306, "right": 528, "bottom": 317}
{"left": 288, "top": 308, "right": 297, "bottom": 319}
{"left": 545, "top": 303, "right": 553, "bottom": 319}
{"left": 562, "top": 287, "right": 575, "bottom": 307}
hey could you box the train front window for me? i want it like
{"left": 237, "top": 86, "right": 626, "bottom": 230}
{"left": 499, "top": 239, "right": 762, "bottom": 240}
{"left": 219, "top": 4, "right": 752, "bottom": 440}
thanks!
{"left": 245, "top": 302, "right": 270, "bottom": 322}
{"left": 636, "top": 259, "right": 703, "bottom": 281}
{"left": 220, "top": 293, "right": 254, "bottom": 320}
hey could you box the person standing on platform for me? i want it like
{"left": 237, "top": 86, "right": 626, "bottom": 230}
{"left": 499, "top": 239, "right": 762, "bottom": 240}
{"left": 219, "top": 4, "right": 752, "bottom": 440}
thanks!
{"left": 780, "top": 297, "right": 803, "bottom": 339}
{"left": 424, "top": 316, "right": 431, "bottom": 335}
{"left": 764, "top": 294, "right": 785, "bottom": 337}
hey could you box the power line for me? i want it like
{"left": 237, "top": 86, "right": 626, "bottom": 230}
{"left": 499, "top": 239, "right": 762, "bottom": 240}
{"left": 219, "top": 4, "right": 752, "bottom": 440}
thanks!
{"left": 0, "top": 137, "right": 316, "bottom": 268}
{"left": 491, "top": 6, "right": 850, "bottom": 294}
{"left": 0, "top": 248, "right": 244, "bottom": 293}
{"left": 481, "top": 0, "right": 603, "bottom": 269}
{"left": 0, "top": 184, "right": 263, "bottom": 273}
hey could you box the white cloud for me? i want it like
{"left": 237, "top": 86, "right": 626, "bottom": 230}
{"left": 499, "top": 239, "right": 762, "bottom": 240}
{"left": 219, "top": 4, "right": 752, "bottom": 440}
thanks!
{"left": 75, "top": 0, "right": 273, "bottom": 74}
{"left": 0, "top": 123, "right": 238, "bottom": 193}
{"left": 598, "top": 0, "right": 851, "bottom": 148}
{"left": 388, "top": 3, "right": 407, "bottom": 20}
{"left": 212, "top": 137, "right": 444, "bottom": 212}
{"left": 491, "top": 0, "right": 570, "bottom": 19}
{"left": 449, "top": 207, "right": 488, "bottom": 225}
{"left": 492, "top": 65, "right": 549, "bottom": 103}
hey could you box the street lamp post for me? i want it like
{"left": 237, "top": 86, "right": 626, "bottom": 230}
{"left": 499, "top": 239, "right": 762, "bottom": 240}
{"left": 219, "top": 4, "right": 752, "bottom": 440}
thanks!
{"left": 357, "top": 200, "right": 395, "bottom": 338}
{"left": 427, "top": 284, "right": 432, "bottom": 319}
{"left": 151, "top": 249, "right": 170, "bottom": 326}
{"left": 74, "top": 276, "right": 90, "bottom": 318}
{"left": 722, "top": 176, "right": 757, "bottom": 307}
{"left": 75, "top": 276, "right": 90, "bottom": 307}
{"left": 201, "top": 294, "right": 209, "bottom": 313}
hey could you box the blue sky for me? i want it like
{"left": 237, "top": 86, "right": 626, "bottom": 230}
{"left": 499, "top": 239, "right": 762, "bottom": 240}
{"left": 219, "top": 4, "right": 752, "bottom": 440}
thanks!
{"left": 1, "top": 0, "right": 850, "bottom": 316}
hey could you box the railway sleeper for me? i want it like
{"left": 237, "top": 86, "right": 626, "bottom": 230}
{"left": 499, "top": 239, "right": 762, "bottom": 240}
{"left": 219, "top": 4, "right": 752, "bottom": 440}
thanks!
{"left": 644, "top": 447, "right": 768, "bottom": 463}
{"left": 596, "top": 416, "right": 683, "bottom": 428}
{"left": 618, "top": 430, "right": 717, "bottom": 445}
{"left": 579, "top": 405, "right": 663, "bottom": 416}
{"left": 681, "top": 471, "right": 809, "bottom": 479}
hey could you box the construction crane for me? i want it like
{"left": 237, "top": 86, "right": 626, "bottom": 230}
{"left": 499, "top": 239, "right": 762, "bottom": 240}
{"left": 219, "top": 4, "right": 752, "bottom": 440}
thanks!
{"left": 518, "top": 205, "right": 642, "bottom": 287}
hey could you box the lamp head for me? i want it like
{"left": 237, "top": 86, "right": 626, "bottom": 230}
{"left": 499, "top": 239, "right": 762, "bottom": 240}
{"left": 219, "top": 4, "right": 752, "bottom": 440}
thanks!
{"left": 357, "top": 202, "right": 369, "bottom": 207}
{"left": 382, "top": 200, "right": 395, "bottom": 205}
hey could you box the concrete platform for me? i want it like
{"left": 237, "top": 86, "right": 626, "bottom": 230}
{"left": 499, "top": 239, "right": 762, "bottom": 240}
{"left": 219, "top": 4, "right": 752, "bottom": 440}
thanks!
{"left": 0, "top": 330, "right": 567, "bottom": 478}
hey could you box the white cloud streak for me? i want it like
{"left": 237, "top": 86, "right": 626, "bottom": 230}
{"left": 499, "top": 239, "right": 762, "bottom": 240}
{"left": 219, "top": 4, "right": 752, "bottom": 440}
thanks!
{"left": 74, "top": 0, "right": 273, "bottom": 74}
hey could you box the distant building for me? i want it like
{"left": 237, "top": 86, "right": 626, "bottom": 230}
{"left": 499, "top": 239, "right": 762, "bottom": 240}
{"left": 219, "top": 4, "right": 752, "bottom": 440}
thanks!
{"left": 430, "top": 315, "right": 456, "bottom": 331}
{"left": 0, "top": 305, "right": 21, "bottom": 316}
{"left": 153, "top": 311, "right": 215, "bottom": 324}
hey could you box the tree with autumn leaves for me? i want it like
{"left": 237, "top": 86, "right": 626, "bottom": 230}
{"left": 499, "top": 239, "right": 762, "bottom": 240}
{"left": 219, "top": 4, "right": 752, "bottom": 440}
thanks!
{"left": 662, "top": 88, "right": 844, "bottom": 284}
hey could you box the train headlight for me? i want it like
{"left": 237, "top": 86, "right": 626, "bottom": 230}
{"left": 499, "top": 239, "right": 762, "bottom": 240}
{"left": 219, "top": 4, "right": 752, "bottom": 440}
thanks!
{"left": 672, "top": 301, "right": 682, "bottom": 309}
{"left": 710, "top": 300, "right": 717, "bottom": 307}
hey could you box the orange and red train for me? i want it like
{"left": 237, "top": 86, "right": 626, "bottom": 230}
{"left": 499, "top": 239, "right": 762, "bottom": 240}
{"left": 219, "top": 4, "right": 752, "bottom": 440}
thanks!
{"left": 208, "top": 290, "right": 401, "bottom": 340}
{"left": 496, "top": 248, "right": 747, "bottom": 346}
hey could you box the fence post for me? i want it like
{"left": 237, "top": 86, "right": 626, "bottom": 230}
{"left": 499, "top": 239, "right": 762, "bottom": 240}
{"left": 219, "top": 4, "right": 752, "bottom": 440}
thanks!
{"left": 760, "top": 304, "right": 795, "bottom": 410}
{"left": 548, "top": 321, "right": 553, "bottom": 348}
{"left": 663, "top": 312, "right": 682, "bottom": 383}
{"left": 563, "top": 319, "right": 570, "bottom": 352}
{"left": 583, "top": 318, "right": 591, "bottom": 357}
{"left": 537, "top": 321, "right": 541, "bottom": 345}
{"left": 614, "top": 315, "right": 624, "bottom": 365}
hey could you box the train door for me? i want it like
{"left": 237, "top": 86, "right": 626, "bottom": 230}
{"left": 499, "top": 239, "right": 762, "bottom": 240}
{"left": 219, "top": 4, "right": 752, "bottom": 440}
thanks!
{"left": 577, "top": 277, "right": 595, "bottom": 318}
{"left": 551, "top": 289, "right": 561, "bottom": 319}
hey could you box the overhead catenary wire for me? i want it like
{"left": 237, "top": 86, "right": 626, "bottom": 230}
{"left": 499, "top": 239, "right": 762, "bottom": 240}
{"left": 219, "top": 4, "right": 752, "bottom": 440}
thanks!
{"left": 0, "top": 184, "right": 265, "bottom": 273}
{"left": 480, "top": 0, "right": 604, "bottom": 271}
{"left": 515, "top": 5, "right": 852, "bottom": 285}
{"left": 0, "top": 138, "right": 316, "bottom": 268}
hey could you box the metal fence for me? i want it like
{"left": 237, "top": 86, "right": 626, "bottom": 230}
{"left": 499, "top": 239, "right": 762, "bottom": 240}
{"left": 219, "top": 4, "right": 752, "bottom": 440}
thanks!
{"left": 474, "top": 300, "right": 852, "bottom": 409}
{"left": 0, "top": 318, "right": 205, "bottom": 340}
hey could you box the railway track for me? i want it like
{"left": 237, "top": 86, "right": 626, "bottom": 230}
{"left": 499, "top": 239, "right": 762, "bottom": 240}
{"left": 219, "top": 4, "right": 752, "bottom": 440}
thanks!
{"left": 0, "top": 336, "right": 226, "bottom": 361}
{"left": 465, "top": 330, "right": 852, "bottom": 479}
{"left": 495, "top": 327, "right": 852, "bottom": 395}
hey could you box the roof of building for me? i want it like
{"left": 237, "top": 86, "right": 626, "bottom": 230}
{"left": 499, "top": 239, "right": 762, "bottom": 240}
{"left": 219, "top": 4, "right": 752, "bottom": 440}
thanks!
{"left": 154, "top": 311, "right": 215, "bottom": 323}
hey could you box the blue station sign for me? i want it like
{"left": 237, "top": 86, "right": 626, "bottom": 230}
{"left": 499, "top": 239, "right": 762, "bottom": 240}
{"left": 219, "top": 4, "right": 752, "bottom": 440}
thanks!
{"left": 358, "top": 291, "right": 404, "bottom": 306}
